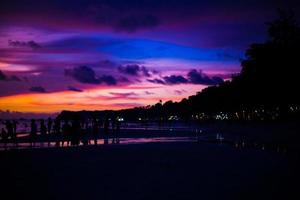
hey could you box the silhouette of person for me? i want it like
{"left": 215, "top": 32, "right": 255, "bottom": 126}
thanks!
{"left": 116, "top": 117, "right": 121, "bottom": 144}
{"left": 66, "top": 121, "right": 72, "bottom": 146}
{"left": 30, "top": 119, "right": 37, "bottom": 147}
{"left": 1, "top": 128, "right": 8, "bottom": 144}
{"left": 111, "top": 117, "right": 116, "bottom": 144}
{"left": 53, "top": 118, "right": 61, "bottom": 146}
{"left": 40, "top": 119, "right": 47, "bottom": 136}
{"left": 12, "top": 120, "right": 18, "bottom": 139}
{"left": 81, "top": 119, "right": 89, "bottom": 145}
{"left": 5, "top": 120, "right": 13, "bottom": 140}
{"left": 103, "top": 118, "right": 109, "bottom": 144}
{"left": 62, "top": 120, "right": 71, "bottom": 146}
{"left": 47, "top": 117, "right": 53, "bottom": 135}
{"left": 1, "top": 128, "right": 6, "bottom": 139}
{"left": 92, "top": 118, "right": 99, "bottom": 145}
{"left": 54, "top": 118, "right": 61, "bottom": 136}
{"left": 71, "top": 119, "right": 81, "bottom": 146}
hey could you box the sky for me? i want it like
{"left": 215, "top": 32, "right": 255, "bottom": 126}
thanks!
{"left": 0, "top": 0, "right": 299, "bottom": 115}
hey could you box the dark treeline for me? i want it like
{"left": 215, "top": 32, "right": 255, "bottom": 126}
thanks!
{"left": 59, "top": 11, "right": 300, "bottom": 122}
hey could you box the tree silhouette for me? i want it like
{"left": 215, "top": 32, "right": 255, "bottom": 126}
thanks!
{"left": 238, "top": 10, "right": 300, "bottom": 108}
{"left": 59, "top": 11, "right": 300, "bottom": 121}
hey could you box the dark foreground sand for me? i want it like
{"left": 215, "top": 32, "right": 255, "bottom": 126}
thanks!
{"left": 1, "top": 142, "right": 299, "bottom": 200}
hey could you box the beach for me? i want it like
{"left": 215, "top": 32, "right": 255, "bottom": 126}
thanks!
{"left": 1, "top": 140, "right": 299, "bottom": 200}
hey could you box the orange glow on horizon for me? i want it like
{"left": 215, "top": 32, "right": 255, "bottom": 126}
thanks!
{"left": 0, "top": 83, "right": 204, "bottom": 113}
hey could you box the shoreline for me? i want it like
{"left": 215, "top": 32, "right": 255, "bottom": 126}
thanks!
{"left": 1, "top": 121, "right": 300, "bottom": 153}
{"left": 1, "top": 141, "right": 299, "bottom": 200}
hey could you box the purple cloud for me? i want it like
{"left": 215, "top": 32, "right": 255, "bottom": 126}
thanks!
{"left": 174, "top": 89, "right": 187, "bottom": 95}
{"left": 118, "top": 64, "right": 152, "bottom": 77}
{"left": 145, "top": 91, "right": 155, "bottom": 95}
{"left": 148, "top": 69, "right": 224, "bottom": 85}
{"left": 0, "top": 70, "right": 7, "bottom": 81}
{"left": 100, "top": 75, "right": 117, "bottom": 85}
{"left": 163, "top": 75, "right": 188, "bottom": 84}
{"left": 0, "top": 70, "right": 22, "bottom": 82}
{"left": 8, "top": 40, "right": 41, "bottom": 49}
{"left": 116, "top": 14, "right": 160, "bottom": 32}
{"left": 187, "top": 69, "right": 224, "bottom": 85}
{"left": 29, "top": 86, "right": 46, "bottom": 93}
{"left": 109, "top": 92, "right": 138, "bottom": 99}
{"left": 147, "top": 78, "right": 166, "bottom": 85}
{"left": 68, "top": 86, "right": 83, "bottom": 92}
{"left": 64, "top": 66, "right": 117, "bottom": 85}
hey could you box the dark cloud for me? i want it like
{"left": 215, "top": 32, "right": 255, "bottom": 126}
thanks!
{"left": 0, "top": 70, "right": 22, "bottom": 81}
{"left": 46, "top": 37, "right": 114, "bottom": 49}
{"left": 65, "top": 66, "right": 100, "bottom": 84}
{"left": 0, "top": 70, "right": 7, "bottom": 80}
{"left": 147, "top": 75, "right": 188, "bottom": 85}
{"left": 118, "top": 76, "right": 131, "bottom": 83}
{"left": 111, "top": 103, "right": 144, "bottom": 108}
{"left": 100, "top": 75, "right": 117, "bottom": 85}
{"left": 64, "top": 66, "right": 117, "bottom": 85}
{"left": 90, "top": 92, "right": 139, "bottom": 101}
{"left": 163, "top": 75, "right": 188, "bottom": 84}
{"left": 148, "top": 69, "right": 223, "bottom": 85}
{"left": 118, "top": 64, "right": 152, "bottom": 77}
{"left": 68, "top": 86, "right": 83, "bottom": 92}
{"left": 147, "top": 78, "right": 166, "bottom": 85}
{"left": 8, "top": 40, "right": 41, "bottom": 49}
{"left": 1, "top": 0, "right": 163, "bottom": 32}
{"left": 9, "top": 75, "right": 22, "bottom": 81}
{"left": 29, "top": 86, "right": 46, "bottom": 93}
{"left": 118, "top": 64, "right": 140, "bottom": 76}
{"left": 116, "top": 14, "right": 160, "bottom": 32}
{"left": 187, "top": 69, "right": 224, "bottom": 85}
{"left": 99, "top": 59, "right": 117, "bottom": 67}
{"left": 83, "top": 3, "right": 161, "bottom": 32}
{"left": 109, "top": 92, "right": 138, "bottom": 99}
{"left": 145, "top": 91, "right": 155, "bottom": 95}
{"left": 174, "top": 89, "right": 187, "bottom": 95}
{"left": 141, "top": 66, "right": 151, "bottom": 77}
{"left": 23, "top": 77, "right": 29, "bottom": 82}
{"left": 2, "top": 0, "right": 299, "bottom": 35}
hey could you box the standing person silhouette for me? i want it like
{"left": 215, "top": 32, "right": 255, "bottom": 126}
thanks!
{"left": 40, "top": 119, "right": 47, "bottom": 136}
{"left": 47, "top": 117, "right": 53, "bottom": 135}
{"left": 92, "top": 118, "right": 99, "bottom": 145}
{"left": 70, "top": 120, "right": 76, "bottom": 146}
{"left": 54, "top": 118, "right": 61, "bottom": 136}
{"left": 62, "top": 120, "right": 71, "bottom": 146}
{"left": 116, "top": 117, "right": 121, "bottom": 144}
{"left": 30, "top": 119, "right": 37, "bottom": 147}
{"left": 12, "top": 120, "right": 18, "bottom": 139}
{"left": 71, "top": 119, "right": 81, "bottom": 146}
{"left": 54, "top": 118, "right": 61, "bottom": 146}
{"left": 81, "top": 119, "right": 89, "bottom": 145}
{"left": 1, "top": 128, "right": 8, "bottom": 149}
{"left": 111, "top": 117, "right": 116, "bottom": 144}
{"left": 5, "top": 120, "right": 13, "bottom": 140}
{"left": 103, "top": 118, "right": 109, "bottom": 144}
{"left": 39, "top": 119, "right": 47, "bottom": 147}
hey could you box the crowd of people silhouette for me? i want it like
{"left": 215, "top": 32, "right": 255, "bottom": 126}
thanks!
{"left": 1, "top": 120, "right": 17, "bottom": 142}
{"left": 0, "top": 117, "right": 122, "bottom": 147}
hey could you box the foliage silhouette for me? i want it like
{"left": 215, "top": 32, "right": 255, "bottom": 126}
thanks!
{"left": 59, "top": 11, "right": 300, "bottom": 121}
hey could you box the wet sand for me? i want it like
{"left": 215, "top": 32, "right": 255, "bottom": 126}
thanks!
{"left": 1, "top": 141, "right": 299, "bottom": 200}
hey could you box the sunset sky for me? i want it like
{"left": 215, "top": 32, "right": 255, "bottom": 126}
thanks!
{"left": 0, "top": 0, "right": 298, "bottom": 114}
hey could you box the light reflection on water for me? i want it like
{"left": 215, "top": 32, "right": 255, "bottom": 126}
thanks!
{"left": 0, "top": 137, "right": 198, "bottom": 151}
{"left": 0, "top": 136, "right": 290, "bottom": 155}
